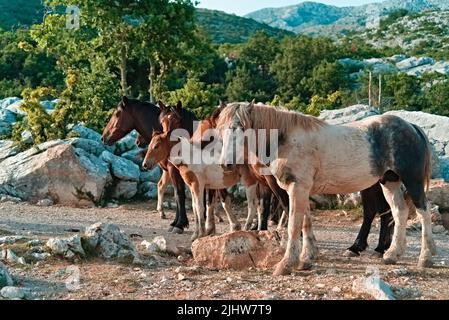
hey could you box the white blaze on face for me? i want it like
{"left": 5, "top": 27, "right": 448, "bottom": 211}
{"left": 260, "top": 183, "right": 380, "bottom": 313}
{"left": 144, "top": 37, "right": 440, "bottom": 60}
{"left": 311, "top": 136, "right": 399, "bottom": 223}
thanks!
{"left": 220, "top": 128, "right": 236, "bottom": 166}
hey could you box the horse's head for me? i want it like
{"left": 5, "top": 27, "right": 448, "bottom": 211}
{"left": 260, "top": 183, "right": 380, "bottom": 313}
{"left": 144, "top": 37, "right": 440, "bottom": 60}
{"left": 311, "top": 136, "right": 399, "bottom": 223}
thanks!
{"left": 158, "top": 101, "right": 183, "bottom": 132}
{"left": 135, "top": 134, "right": 149, "bottom": 148}
{"left": 102, "top": 96, "right": 135, "bottom": 145}
{"left": 142, "top": 130, "right": 171, "bottom": 171}
{"left": 217, "top": 101, "right": 255, "bottom": 167}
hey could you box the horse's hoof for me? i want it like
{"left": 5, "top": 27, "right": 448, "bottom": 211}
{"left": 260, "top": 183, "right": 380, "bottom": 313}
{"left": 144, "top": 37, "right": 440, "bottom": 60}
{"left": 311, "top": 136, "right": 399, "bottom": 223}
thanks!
{"left": 418, "top": 258, "right": 433, "bottom": 268}
{"left": 382, "top": 257, "right": 397, "bottom": 265}
{"left": 371, "top": 251, "right": 384, "bottom": 258}
{"left": 273, "top": 260, "right": 293, "bottom": 276}
{"left": 171, "top": 227, "right": 184, "bottom": 235}
{"left": 159, "top": 212, "right": 167, "bottom": 220}
{"left": 344, "top": 249, "right": 360, "bottom": 257}
{"left": 298, "top": 260, "right": 313, "bottom": 271}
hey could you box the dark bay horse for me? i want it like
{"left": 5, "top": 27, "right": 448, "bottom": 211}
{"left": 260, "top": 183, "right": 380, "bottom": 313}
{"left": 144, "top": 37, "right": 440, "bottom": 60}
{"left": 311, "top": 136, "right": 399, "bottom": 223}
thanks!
{"left": 102, "top": 96, "right": 191, "bottom": 234}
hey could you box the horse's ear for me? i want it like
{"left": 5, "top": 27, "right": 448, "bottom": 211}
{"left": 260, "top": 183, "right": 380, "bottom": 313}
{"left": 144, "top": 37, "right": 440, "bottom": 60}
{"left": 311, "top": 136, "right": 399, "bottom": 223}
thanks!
{"left": 121, "top": 96, "right": 129, "bottom": 107}
{"left": 219, "top": 100, "right": 226, "bottom": 108}
{"left": 176, "top": 101, "right": 183, "bottom": 111}
{"left": 247, "top": 99, "right": 255, "bottom": 113}
{"left": 157, "top": 100, "right": 167, "bottom": 110}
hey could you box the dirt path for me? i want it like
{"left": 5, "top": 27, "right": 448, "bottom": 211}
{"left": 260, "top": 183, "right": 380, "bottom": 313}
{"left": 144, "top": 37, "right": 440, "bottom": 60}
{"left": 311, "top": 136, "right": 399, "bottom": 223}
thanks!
{"left": 0, "top": 200, "right": 448, "bottom": 300}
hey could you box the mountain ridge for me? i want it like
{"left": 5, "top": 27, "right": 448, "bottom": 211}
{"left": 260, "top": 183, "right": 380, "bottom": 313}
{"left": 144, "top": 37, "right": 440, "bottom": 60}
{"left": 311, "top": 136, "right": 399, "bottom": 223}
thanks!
{"left": 246, "top": 0, "right": 449, "bottom": 36}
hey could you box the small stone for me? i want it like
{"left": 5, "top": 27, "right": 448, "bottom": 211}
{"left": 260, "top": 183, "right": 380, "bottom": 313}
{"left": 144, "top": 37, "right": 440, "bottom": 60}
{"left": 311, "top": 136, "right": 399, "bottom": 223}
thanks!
{"left": 212, "top": 289, "right": 221, "bottom": 296}
{"left": 36, "top": 199, "right": 54, "bottom": 207}
{"left": 177, "top": 273, "right": 186, "bottom": 281}
{"left": 30, "top": 252, "right": 51, "bottom": 261}
{"left": 391, "top": 267, "right": 409, "bottom": 276}
{"left": 332, "top": 286, "right": 342, "bottom": 293}
{"left": 0, "top": 286, "right": 25, "bottom": 300}
{"left": 316, "top": 283, "right": 326, "bottom": 289}
{"left": 106, "top": 202, "right": 119, "bottom": 208}
{"left": 225, "top": 277, "right": 233, "bottom": 283}
{"left": 0, "top": 236, "right": 26, "bottom": 245}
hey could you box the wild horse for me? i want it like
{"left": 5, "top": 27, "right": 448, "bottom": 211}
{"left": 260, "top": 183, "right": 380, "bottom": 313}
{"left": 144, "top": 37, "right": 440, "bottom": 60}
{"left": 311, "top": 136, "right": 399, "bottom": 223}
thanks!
{"left": 218, "top": 102, "right": 436, "bottom": 275}
{"left": 102, "top": 96, "right": 194, "bottom": 234}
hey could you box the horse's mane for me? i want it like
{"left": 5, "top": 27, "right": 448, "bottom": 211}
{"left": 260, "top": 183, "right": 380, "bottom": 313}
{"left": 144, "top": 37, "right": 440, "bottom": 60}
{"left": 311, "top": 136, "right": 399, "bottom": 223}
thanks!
{"left": 217, "top": 102, "right": 326, "bottom": 135}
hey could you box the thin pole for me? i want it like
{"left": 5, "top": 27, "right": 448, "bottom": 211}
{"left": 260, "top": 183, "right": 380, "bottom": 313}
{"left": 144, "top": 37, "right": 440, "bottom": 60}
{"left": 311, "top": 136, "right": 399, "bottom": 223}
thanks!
{"left": 368, "top": 71, "right": 372, "bottom": 107}
{"left": 378, "top": 74, "right": 382, "bottom": 111}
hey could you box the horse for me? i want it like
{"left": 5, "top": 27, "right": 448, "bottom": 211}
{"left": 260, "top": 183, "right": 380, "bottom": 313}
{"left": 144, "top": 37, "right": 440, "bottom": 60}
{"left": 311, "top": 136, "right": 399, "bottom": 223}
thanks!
{"left": 142, "top": 130, "right": 257, "bottom": 240}
{"left": 102, "top": 96, "right": 190, "bottom": 234}
{"left": 217, "top": 102, "right": 436, "bottom": 276}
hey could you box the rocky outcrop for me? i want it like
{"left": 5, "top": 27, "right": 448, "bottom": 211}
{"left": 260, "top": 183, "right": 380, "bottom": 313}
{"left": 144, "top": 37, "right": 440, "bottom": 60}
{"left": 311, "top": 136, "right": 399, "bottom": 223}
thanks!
{"left": 0, "top": 143, "right": 111, "bottom": 205}
{"left": 0, "top": 261, "right": 13, "bottom": 288}
{"left": 319, "top": 104, "right": 378, "bottom": 125}
{"left": 192, "top": 231, "right": 285, "bottom": 270}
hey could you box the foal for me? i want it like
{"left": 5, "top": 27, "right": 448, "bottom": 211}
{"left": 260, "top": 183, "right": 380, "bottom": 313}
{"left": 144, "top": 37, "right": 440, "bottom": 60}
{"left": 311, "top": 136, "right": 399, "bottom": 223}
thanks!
{"left": 142, "top": 131, "right": 257, "bottom": 240}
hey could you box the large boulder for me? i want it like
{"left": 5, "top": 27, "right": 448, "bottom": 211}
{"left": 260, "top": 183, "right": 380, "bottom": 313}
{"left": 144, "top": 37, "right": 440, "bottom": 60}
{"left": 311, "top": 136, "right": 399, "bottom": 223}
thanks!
{"left": 115, "top": 131, "right": 138, "bottom": 155}
{"left": 139, "top": 167, "right": 162, "bottom": 184}
{"left": 428, "top": 179, "right": 449, "bottom": 209}
{"left": 69, "top": 124, "right": 102, "bottom": 142}
{"left": 121, "top": 148, "right": 145, "bottom": 166}
{"left": 5, "top": 100, "right": 26, "bottom": 115}
{"left": 396, "top": 57, "right": 434, "bottom": 71}
{"left": 0, "top": 97, "right": 21, "bottom": 110}
{"left": 100, "top": 151, "right": 140, "bottom": 182}
{"left": 192, "top": 231, "right": 285, "bottom": 270}
{"left": 67, "top": 138, "right": 106, "bottom": 157}
{"left": 0, "top": 141, "right": 19, "bottom": 162}
{"left": 0, "top": 109, "right": 17, "bottom": 124}
{"left": 0, "top": 261, "right": 13, "bottom": 288}
{"left": 111, "top": 180, "right": 138, "bottom": 199}
{"left": 0, "top": 144, "right": 111, "bottom": 205}
{"left": 319, "top": 105, "right": 379, "bottom": 125}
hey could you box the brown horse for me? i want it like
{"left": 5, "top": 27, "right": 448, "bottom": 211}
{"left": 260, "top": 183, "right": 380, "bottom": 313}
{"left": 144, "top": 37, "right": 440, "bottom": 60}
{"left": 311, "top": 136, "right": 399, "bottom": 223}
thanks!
{"left": 218, "top": 102, "right": 436, "bottom": 275}
{"left": 102, "top": 96, "right": 191, "bottom": 234}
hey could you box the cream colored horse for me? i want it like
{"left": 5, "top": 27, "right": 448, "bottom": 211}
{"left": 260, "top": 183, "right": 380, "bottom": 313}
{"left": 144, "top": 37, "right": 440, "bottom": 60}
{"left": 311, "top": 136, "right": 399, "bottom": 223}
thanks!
{"left": 218, "top": 102, "right": 435, "bottom": 276}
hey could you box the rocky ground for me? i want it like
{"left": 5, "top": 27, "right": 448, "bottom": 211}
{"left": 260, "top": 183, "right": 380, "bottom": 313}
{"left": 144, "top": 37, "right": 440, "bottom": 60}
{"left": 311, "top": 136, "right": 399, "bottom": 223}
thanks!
{"left": 0, "top": 200, "right": 448, "bottom": 300}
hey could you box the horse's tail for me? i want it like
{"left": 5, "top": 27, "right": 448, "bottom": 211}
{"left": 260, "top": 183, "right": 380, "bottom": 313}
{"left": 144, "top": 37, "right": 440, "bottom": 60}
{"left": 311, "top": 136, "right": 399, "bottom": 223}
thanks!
{"left": 412, "top": 124, "right": 432, "bottom": 192}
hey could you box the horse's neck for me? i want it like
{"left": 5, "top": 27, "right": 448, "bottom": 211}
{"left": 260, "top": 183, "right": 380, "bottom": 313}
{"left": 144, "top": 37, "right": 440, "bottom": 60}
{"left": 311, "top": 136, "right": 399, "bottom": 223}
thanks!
{"left": 132, "top": 104, "right": 161, "bottom": 139}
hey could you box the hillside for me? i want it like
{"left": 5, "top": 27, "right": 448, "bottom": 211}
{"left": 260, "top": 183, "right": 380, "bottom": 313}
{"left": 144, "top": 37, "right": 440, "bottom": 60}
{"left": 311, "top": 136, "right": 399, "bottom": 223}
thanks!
{"left": 246, "top": 0, "right": 449, "bottom": 36}
{"left": 0, "top": 0, "right": 43, "bottom": 30}
{"left": 195, "top": 9, "right": 293, "bottom": 44}
{"left": 0, "top": 0, "right": 292, "bottom": 44}
{"left": 361, "top": 9, "right": 449, "bottom": 59}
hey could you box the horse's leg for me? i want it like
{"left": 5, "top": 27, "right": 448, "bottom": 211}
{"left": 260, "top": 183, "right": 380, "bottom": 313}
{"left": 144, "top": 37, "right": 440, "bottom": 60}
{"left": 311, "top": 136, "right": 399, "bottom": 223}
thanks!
{"left": 402, "top": 181, "right": 436, "bottom": 267}
{"left": 257, "top": 184, "right": 271, "bottom": 231}
{"left": 219, "top": 189, "right": 240, "bottom": 232}
{"left": 157, "top": 169, "right": 170, "bottom": 220}
{"left": 273, "top": 184, "right": 310, "bottom": 276}
{"left": 374, "top": 212, "right": 393, "bottom": 255}
{"left": 243, "top": 184, "right": 258, "bottom": 231}
{"left": 205, "top": 189, "right": 216, "bottom": 236}
{"left": 277, "top": 210, "right": 288, "bottom": 231}
{"left": 301, "top": 212, "right": 318, "bottom": 263}
{"left": 168, "top": 166, "right": 188, "bottom": 234}
{"left": 191, "top": 182, "right": 206, "bottom": 241}
{"left": 380, "top": 180, "right": 409, "bottom": 265}
{"left": 346, "top": 205, "right": 375, "bottom": 256}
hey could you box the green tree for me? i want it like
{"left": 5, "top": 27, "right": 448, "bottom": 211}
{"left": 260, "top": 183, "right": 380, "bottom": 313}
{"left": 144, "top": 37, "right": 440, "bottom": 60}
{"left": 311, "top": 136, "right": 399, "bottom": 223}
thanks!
{"left": 425, "top": 79, "right": 449, "bottom": 117}
{"left": 271, "top": 36, "right": 338, "bottom": 103}
{"left": 307, "top": 60, "right": 349, "bottom": 96}
{"left": 226, "top": 31, "right": 280, "bottom": 102}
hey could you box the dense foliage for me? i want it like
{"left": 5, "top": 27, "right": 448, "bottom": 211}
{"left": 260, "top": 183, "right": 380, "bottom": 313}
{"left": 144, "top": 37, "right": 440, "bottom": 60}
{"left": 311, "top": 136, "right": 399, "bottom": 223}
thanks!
{"left": 0, "top": 0, "right": 448, "bottom": 146}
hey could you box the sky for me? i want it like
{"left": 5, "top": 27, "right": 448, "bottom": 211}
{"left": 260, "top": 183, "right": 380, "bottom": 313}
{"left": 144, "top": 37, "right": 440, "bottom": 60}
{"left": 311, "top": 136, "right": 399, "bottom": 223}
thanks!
{"left": 196, "top": 0, "right": 384, "bottom": 16}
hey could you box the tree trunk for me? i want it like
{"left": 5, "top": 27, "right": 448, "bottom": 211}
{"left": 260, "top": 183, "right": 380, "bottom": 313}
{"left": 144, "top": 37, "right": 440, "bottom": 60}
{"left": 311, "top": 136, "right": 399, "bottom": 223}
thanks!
{"left": 120, "top": 41, "right": 128, "bottom": 96}
{"left": 149, "top": 59, "right": 156, "bottom": 103}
